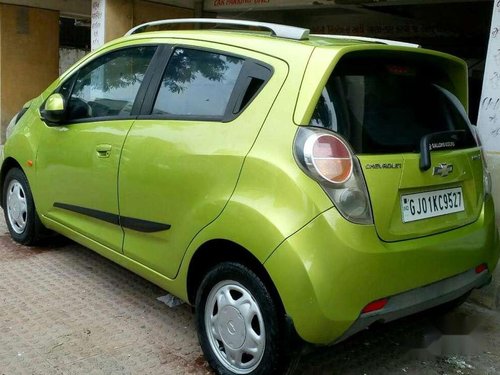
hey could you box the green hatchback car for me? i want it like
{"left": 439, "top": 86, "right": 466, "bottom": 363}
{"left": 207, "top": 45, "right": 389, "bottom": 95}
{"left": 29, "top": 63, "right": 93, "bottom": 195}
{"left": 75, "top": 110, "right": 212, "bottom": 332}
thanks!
{"left": 2, "top": 18, "right": 499, "bottom": 375}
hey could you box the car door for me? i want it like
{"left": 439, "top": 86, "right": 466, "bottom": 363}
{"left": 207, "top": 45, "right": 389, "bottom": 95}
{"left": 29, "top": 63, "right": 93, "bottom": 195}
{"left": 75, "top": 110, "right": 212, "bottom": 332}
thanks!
{"left": 35, "top": 44, "right": 159, "bottom": 251}
{"left": 118, "top": 43, "right": 287, "bottom": 278}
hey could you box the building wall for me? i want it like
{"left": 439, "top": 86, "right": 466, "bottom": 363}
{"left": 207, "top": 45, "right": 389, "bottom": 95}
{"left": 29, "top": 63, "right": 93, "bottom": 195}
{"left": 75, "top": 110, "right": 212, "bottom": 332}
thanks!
{"left": 103, "top": 0, "right": 133, "bottom": 42}
{"left": 0, "top": 4, "right": 59, "bottom": 141}
{"left": 133, "top": 0, "right": 193, "bottom": 26}
{"left": 103, "top": 0, "right": 193, "bottom": 43}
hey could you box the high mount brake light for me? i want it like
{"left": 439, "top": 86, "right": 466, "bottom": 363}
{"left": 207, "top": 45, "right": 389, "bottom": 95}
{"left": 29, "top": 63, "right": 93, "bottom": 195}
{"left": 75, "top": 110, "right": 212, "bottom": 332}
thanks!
{"left": 294, "top": 127, "right": 373, "bottom": 225}
{"left": 304, "top": 134, "right": 353, "bottom": 184}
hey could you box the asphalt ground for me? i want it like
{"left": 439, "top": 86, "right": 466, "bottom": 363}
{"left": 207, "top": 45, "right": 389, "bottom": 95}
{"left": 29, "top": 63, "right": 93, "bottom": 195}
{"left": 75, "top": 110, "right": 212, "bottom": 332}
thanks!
{"left": 0, "top": 213, "right": 499, "bottom": 375}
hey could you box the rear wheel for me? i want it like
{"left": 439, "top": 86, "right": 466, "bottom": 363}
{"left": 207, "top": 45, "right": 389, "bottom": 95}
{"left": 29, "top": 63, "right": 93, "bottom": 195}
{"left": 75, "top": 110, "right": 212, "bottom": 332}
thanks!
{"left": 3, "top": 168, "right": 44, "bottom": 245}
{"left": 195, "top": 262, "right": 288, "bottom": 375}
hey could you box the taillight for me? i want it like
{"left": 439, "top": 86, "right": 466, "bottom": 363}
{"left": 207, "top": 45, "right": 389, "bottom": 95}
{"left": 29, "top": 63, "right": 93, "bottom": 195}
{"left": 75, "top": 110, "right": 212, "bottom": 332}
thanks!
{"left": 295, "top": 127, "right": 373, "bottom": 224}
{"left": 483, "top": 160, "right": 492, "bottom": 197}
{"left": 471, "top": 126, "right": 492, "bottom": 197}
{"left": 303, "top": 134, "right": 353, "bottom": 184}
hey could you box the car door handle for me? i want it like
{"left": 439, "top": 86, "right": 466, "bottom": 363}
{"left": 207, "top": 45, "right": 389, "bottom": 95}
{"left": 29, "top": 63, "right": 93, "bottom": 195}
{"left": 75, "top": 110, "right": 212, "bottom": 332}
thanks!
{"left": 96, "top": 144, "right": 112, "bottom": 158}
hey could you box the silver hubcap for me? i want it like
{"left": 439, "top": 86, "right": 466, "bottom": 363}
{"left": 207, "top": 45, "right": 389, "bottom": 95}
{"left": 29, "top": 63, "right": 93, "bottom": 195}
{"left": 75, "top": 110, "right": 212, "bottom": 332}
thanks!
{"left": 205, "top": 280, "right": 265, "bottom": 374}
{"left": 6, "top": 179, "right": 28, "bottom": 234}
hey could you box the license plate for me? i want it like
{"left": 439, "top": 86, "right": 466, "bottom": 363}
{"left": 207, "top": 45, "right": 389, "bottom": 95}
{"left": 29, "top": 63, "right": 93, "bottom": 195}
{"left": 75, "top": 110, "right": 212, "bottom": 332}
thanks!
{"left": 401, "top": 187, "right": 464, "bottom": 223}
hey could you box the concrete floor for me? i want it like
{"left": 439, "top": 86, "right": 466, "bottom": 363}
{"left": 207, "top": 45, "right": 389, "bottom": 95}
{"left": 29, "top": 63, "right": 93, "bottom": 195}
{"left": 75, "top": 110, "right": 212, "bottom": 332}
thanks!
{"left": 0, "top": 213, "right": 499, "bottom": 375}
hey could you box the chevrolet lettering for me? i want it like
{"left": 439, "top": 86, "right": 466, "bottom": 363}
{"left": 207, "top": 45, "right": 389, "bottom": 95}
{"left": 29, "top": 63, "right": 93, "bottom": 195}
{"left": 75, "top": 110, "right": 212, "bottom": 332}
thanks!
{"left": 365, "top": 163, "right": 402, "bottom": 169}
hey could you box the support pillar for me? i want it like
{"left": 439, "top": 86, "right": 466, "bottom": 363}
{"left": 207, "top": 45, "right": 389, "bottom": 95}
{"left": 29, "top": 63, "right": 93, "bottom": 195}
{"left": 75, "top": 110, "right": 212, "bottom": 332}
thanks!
{"left": 0, "top": 4, "right": 59, "bottom": 143}
{"left": 478, "top": 2, "right": 500, "bottom": 220}
{"left": 92, "top": 0, "right": 195, "bottom": 51}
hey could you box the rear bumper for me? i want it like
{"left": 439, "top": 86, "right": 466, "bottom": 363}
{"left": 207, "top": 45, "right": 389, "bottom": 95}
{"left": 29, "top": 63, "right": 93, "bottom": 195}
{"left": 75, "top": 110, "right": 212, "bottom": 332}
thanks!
{"left": 265, "top": 195, "right": 499, "bottom": 344}
{"left": 334, "top": 267, "right": 491, "bottom": 344}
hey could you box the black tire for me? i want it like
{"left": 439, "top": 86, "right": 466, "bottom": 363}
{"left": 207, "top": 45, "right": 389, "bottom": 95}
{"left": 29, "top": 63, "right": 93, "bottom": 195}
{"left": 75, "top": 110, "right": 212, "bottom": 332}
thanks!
{"left": 3, "top": 168, "right": 45, "bottom": 245}
{"left": 195, "top": 262, "right": 289, "bottom": 375}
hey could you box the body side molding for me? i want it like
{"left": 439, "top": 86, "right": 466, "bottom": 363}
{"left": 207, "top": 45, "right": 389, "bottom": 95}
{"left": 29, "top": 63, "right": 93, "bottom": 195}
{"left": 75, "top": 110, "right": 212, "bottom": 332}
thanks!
{"left": 53, "top": 202, "right": 171, "bottom": 233}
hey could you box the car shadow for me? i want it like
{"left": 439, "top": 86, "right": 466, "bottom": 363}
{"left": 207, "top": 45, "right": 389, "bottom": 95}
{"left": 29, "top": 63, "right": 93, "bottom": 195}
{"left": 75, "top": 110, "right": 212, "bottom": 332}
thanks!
{"left": 288, "top": 304, "right": 489, "bottom": 375}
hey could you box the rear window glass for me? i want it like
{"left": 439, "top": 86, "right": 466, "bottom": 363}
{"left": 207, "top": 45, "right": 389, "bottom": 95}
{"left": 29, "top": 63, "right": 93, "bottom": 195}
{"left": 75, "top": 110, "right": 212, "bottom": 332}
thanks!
{"left": 310, "top": 56, "right": 476, "bottom": 154}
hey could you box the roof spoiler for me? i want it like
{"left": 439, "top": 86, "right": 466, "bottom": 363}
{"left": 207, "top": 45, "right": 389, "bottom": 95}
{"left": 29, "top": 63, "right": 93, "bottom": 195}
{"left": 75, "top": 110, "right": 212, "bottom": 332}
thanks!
{"left": 313, "top": 34, "right": 420, "bottom": 48}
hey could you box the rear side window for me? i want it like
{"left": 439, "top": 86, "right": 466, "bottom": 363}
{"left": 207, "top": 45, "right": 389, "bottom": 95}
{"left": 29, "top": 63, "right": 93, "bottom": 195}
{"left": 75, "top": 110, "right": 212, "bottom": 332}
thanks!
{"left": 311, "top": 56, "right": 475, "bottom": 154}
{"left": 152, "top": 48, "right": 244, "bottom": 118}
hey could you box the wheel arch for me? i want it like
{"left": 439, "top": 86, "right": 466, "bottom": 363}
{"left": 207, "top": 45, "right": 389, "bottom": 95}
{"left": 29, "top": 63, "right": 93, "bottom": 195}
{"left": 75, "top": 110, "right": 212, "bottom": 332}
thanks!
{"left": 186, "top": 239, "right": 285, "bottom": 316}
{"left": 0, "top": 157, "right": 23, "bottom": 207}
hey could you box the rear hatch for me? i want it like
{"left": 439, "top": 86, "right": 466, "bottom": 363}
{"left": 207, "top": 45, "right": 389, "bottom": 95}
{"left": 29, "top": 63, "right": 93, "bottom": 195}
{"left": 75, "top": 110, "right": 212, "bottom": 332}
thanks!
{"left": 309, "top": 50, "right": 483, "bottom": 241}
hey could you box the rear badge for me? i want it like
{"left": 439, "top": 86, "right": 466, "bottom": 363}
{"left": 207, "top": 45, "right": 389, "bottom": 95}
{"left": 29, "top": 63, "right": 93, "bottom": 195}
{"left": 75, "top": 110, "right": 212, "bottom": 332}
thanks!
{"left": 433, "top": 163, "right": 453, "bottom": 177}
{"left": 365, "top": 163, "right": 402, "bottom": 170}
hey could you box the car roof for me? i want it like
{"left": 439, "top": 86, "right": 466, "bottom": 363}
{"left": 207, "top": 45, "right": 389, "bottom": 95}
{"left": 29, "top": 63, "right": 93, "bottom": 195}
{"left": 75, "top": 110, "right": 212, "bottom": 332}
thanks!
{"left": 120, "top": 29, "right": 422, "bottom": 61}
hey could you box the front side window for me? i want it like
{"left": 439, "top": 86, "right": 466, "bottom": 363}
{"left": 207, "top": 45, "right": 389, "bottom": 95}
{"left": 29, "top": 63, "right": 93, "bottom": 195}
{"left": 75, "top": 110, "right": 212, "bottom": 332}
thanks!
{"left": 65, "top": 46, "right": 157, "bottom": 121}
{"left": 152, "top": 48, "right": 244, "bottom": 118}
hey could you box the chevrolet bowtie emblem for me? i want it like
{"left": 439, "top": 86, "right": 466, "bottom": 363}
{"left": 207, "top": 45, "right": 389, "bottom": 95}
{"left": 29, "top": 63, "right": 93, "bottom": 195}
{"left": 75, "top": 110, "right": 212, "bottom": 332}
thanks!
{"left": 433, "top": 163, "right": 453, "bottom": 177}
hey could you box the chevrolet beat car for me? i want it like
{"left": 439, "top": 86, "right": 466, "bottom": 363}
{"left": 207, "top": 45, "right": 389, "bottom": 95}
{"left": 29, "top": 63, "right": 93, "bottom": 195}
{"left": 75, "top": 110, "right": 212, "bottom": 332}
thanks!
{"left": 2, "top": 18, "right": 499, "bottom": 375}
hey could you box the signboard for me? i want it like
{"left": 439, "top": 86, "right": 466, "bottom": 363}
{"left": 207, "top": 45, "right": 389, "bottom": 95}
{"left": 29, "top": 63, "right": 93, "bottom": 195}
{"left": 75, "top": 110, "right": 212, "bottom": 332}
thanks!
{"left": 91, "top": 0, "right": 106, "bottom": 51}
{"left": 204, "top": 0, "right": 316, "bottom": 12}
{"left": 308, "top": 16, "right": 453, "bottom": 39}
{"left": 477, "top": 1, "right": 500, "bottom": 152}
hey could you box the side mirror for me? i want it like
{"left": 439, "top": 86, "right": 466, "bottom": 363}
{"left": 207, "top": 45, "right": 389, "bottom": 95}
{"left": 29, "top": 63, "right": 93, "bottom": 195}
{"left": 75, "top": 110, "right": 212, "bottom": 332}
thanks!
{"left": 40, "top": 93, "right": 66, "bottom": 125}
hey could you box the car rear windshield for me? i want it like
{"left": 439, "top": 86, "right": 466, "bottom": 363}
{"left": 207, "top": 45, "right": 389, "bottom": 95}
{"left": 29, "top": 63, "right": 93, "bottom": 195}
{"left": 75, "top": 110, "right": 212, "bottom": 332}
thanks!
{"left": 310, "top": 55, "right": 476, "bottom": 154}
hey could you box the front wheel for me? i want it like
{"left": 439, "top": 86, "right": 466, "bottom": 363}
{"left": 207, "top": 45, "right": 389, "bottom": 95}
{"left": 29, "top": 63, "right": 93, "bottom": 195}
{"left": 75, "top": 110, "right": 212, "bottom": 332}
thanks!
{"left": 195, "top": 262, "right": 289, "bottom": 375}
{"left": 3, "top": 168, "right": 44, "bottom": 245}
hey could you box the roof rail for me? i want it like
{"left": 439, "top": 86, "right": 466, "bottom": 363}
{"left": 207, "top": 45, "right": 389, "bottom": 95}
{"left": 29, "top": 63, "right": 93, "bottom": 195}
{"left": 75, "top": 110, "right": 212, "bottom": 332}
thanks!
{"left": 125, "top": 18, "right": 310, "bottom": 41}
{"left": 313, "top": 34, "right": 420, "bottom": 48}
